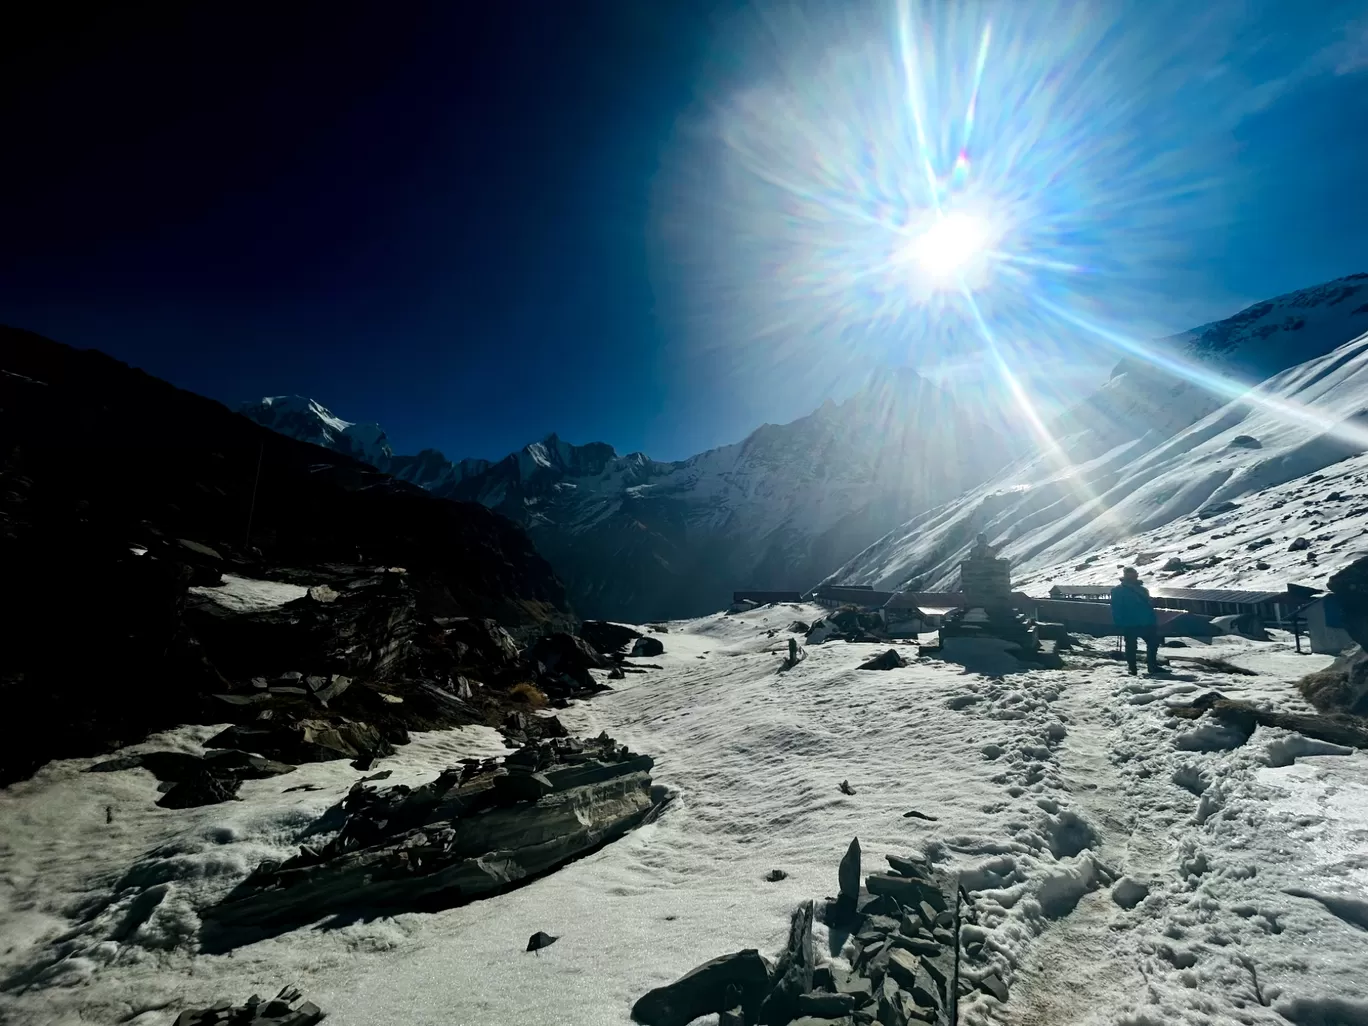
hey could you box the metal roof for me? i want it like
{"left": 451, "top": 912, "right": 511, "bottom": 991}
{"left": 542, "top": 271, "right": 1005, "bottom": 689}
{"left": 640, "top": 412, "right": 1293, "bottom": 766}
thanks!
{"left": 1050, "top": 583, "right": 1291, "bottom": 605}
{"left": 1148, "top": 587, "right": 1288, "bottom": 604}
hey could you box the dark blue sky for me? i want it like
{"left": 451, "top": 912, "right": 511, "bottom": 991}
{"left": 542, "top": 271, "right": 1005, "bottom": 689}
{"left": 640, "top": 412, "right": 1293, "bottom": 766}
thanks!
{"left": 2, "top": 1, "right": 1366, "bottom": 462}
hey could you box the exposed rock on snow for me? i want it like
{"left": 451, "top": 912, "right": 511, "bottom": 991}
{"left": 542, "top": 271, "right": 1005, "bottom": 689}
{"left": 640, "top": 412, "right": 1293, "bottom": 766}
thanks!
{"left": 175, "top": 984, "right": 324, "bottom": 1026}
{"left": 202, "top": 733, "right": 663, "bottom": 940}
{"left": 631, "top": 635, "right": 666, "bottom": 658}
{"left": 526, "top": 930, "right": 559, "bottom": 953}
{"left": 634, "top": 836, "right": 961, "bottom": 1026}
{"left": 630, "top": 948, "right": 772, "bottom": 1026}
{"left": 857, "top": 648, "right": 907, "bottom": 671}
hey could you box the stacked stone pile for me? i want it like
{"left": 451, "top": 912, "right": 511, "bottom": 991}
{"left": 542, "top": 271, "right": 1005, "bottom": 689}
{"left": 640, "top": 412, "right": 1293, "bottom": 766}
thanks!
{"left": 631, "top": 838, "right": 1008, "bottom": 1026}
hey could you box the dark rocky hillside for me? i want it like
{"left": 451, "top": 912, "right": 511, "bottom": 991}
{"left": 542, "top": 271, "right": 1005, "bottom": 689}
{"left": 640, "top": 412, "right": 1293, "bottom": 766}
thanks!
{"left": 0, "top": 327, "right": 574, "bottom": 784}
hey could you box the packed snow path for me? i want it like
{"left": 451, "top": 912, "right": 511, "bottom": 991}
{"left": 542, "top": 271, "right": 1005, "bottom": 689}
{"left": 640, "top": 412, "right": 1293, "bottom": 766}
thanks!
{"left": 1, "top": 605, "right": 1366, "bottom": 1026}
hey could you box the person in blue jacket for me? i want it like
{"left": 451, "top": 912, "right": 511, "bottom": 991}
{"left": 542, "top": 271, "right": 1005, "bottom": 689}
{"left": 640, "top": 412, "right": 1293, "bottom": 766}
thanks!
{"left": 1111, "top": 567, "right": 1160, "bottom": 675}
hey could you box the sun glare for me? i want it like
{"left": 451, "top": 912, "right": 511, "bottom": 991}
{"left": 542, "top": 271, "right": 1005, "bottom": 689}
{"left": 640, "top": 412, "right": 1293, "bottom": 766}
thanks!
{"left": 909, "top": 211, "right": 990, "bottom": 284}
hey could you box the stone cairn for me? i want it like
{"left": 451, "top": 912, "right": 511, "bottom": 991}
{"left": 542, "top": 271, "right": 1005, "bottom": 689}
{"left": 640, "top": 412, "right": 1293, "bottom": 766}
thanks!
{"left": 630, "top": 838, "right": 1007, "bottom": 1026}
{"left": 938, "top": 535, "right": 1041, "bottom": 657}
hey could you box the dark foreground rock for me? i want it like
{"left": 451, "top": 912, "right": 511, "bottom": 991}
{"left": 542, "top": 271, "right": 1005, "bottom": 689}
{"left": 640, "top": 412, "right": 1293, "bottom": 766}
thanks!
{"left": 858, "top": 649, "right": 907, "bottom": 671}
{"left": 90, "top": 748, "right": 297, "bottom": 809}
{"left": 175, "top": 985, "right": 322, "bottom": 1026}
{"left": 631, "top": 949, "right": 772, "bottom": 1026}
{"left": 633, "top": 838, "right": 967, "bottom": 1026}
{"left": 205, "top": 719, "right": 395, "bottom": 766}
{"left": 202, "top": 733, "right": 665, "bottom": 943}
{"left": 580, "top": 620, "right": 642, "bottom": 655}
{"left": 631, "top": 635, "right": 665, "bottom": 658}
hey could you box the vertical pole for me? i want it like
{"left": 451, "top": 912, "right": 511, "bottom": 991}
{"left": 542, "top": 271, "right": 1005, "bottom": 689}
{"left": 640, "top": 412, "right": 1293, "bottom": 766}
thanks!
{"left": 244, "top": 439, "right": 264, "bottom": 550}
{"left": 951, "top": 878, "right": 963, "bottom": 1026}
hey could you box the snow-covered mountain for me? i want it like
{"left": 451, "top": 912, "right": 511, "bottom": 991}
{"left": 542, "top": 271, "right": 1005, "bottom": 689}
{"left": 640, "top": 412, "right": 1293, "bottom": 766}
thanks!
{"left": 239, "top": 396, "right": 393, "bottom": 466}
{"left": 242, "top": 370, "right": 1021, "bottom": 621}
{"left": 825, "top": 276, "right": 1368, "bottom": 595}
{"left": 238, "top": 396, "right": 491, "bottom": 493}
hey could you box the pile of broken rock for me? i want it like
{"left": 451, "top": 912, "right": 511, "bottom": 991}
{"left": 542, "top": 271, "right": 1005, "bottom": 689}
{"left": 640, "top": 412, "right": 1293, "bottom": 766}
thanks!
{"left": 201, "top": 733, "right": 668, "bottom": 944}
{"left": 631, "top": 838, "right": 1007, "bottom": 1026}
{"left": 174, "top": 985, "right": 322, "bottom": 1026}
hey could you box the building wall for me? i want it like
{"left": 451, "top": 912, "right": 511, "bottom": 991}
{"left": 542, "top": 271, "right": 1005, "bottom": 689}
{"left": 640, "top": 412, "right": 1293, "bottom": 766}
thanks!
{"left": 1306, "top": 599, "right": 1355, "bottom": 655}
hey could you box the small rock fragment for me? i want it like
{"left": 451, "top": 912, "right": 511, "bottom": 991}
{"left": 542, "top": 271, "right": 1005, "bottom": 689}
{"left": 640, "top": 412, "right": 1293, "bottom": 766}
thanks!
{"left": 838, "top": 780, "right": 857, "bottom": 796}
{"left": 980, "top": 972, "right": 1009, "bottom": 1002}
{"left": 526, "top": 930, "right": 559, "bottom": 952}
{"left": 765, "top": 869, "right": 789, "bottom": 883}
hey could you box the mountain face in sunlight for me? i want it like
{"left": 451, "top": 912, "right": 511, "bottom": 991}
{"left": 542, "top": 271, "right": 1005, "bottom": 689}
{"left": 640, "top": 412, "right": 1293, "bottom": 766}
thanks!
{"left": 244, "top": 369, "right": 1020, "bottom": 620}
{"left": 1055, "top": 274, "right": 1368, "bottom": 457}
{"left": 827, "top": 276, "right": 1368, "bottom": 596}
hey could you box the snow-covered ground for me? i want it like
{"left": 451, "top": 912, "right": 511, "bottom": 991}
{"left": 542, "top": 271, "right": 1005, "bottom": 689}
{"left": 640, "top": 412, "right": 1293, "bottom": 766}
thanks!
{"left": 188, "top": 574, "right": 310, "bottom": 613}
{"left": 2, "top": 605, "right": 1366, "bottom": 1026}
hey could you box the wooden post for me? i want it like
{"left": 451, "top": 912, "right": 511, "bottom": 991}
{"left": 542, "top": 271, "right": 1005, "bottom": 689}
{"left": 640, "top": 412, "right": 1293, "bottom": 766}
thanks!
{"left": 951, "top": 878, "right": 963, "bottom": 1025}
{"left": 244, "top": 439, "right": 264, "bottom": 550}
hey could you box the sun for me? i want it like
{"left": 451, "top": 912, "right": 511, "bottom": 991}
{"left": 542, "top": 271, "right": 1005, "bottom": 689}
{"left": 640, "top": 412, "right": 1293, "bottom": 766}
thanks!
{"left": 910, "top": 210, "right": 990, "bottom": 283}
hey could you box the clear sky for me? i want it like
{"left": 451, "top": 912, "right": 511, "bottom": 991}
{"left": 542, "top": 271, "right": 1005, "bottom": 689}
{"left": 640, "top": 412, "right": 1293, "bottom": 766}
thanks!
{"left": 1, "top": 1, "right": 1365, "bottom": 462}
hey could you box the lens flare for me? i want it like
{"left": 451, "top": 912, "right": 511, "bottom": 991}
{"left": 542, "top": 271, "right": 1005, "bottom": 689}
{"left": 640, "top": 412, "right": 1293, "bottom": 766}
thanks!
{"left": 654, "top": 0, "right": 1290, "bottom": 433}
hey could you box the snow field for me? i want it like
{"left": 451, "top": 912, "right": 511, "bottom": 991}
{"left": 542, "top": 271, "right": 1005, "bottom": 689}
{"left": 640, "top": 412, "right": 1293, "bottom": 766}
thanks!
{"left": 0, "top": 604, "right": 1365, "bottom": 1026}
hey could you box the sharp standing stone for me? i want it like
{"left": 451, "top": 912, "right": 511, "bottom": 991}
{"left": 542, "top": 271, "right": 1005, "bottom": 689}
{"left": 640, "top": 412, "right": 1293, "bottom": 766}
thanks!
{"left": 838, "top": 836, "right": 861, "bottom": 909}
{"left": 758, "top": 900, "right": 815, "bottom": 1024}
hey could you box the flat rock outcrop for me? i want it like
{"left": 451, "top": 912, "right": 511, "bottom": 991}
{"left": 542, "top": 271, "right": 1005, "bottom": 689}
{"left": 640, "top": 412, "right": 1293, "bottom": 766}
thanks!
{"left": 203, "top": 733, "right": 664, "bottom": 941}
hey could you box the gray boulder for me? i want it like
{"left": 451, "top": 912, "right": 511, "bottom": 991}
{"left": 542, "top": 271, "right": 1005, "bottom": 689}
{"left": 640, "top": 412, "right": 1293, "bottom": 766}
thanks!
{"left": 631, "top": 635, "right": 666, "bottom": 658}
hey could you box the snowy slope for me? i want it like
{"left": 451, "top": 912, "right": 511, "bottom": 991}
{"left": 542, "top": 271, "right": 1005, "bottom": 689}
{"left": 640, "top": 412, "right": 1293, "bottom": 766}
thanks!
{"left": 827, "top": 325, "right": 1368, "bottom": 594}
{"left": 3, "top": 604, "right": 1365, "bottom": 1026}
{"left": 1056, "top": 273, "right": 1368, "bottom": 459}
{"left": 244, "top": 370, "right": 1023, "bottom": 621}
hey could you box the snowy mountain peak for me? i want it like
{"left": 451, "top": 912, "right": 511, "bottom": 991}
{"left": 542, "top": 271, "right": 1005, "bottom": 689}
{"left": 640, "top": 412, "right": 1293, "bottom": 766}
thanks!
{"left": 239, "top": 395, "right": 393, "bottom": 466}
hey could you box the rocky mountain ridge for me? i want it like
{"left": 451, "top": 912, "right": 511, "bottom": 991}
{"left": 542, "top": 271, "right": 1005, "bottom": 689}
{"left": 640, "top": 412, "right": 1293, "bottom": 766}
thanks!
{"left": 245, "top": 369, "right": 1023, "bottom": 621}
